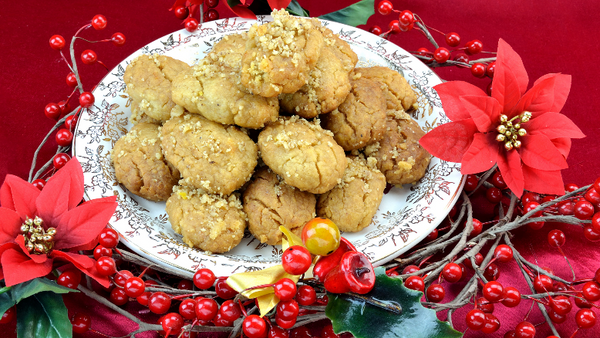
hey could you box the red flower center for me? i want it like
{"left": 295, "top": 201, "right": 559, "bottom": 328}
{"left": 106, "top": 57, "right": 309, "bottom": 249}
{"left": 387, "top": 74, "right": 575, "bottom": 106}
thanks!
{"left": 20, "top": 216, "right": 56, "bottom": 254}
{"left": 495, "top": 111, "right": 532, "bottom": 151}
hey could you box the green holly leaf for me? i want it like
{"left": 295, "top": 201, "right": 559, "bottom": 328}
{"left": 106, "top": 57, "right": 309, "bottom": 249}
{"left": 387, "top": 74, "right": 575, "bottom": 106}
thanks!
{"left": 318, "top": 0, "right": 375, "bottom": 27}
{"left": 16, "top": 291, "right": 72, "bottom": 338}
{"left": 0, "top": 290, "right": 12, "bottom": 318}
{"left": 326, "top": 267, "right": 462, "bottom": 338}
{"left": 9, "top": 278, "right": 77, "bottom": 304}
{"left": 286, "top": 0, "right": 310, "bottom": 17}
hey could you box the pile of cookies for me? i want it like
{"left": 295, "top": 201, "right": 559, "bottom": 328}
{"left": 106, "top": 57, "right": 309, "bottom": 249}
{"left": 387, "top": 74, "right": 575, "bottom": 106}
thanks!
{"left": 111, "top": 10, "right": 431, "bottom": 254}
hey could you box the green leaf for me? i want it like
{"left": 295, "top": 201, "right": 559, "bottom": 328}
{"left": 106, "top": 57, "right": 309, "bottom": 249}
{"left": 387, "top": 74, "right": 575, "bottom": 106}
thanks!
{"left": 0, "top": 292, "right": 14, "bottom": 318}
{"left": 286, "top": 0, "right": 309, "bottom": 17}
{"left": 10, "top": 278, "right": 76, "bottom": 305}
{"left": 17, "top": 292, "right": 72, "bottom": 338}
{"left": 326, "top": 267, "right": 462, "bottom": 338}
{"left": 318, "top": 0, "right": 375, "bottom": 27}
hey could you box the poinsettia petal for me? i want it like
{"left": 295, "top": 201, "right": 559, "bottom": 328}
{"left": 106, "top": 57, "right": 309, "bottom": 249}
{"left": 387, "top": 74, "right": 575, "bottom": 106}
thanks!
{"left": 419, "top": 120, "right": 477, "bottom": 162}
{"left": 54, "top": 196, "right": 117, "bottom": 250}
{"left": 0, "top": 242, "right": 20, "bottom": 280}
{"left": 227, "top": 4, "right": 257, "bottom": 19}
{"left": 460, "top": 95, "right": 502, "bottom": 133}
{"left": 519, "top": 134, "right": 568, "bottom": 170}
{"left": 496, "top": 39, "right": 528, "bottom": 95}
{"left": 460, "top": 133, "right": 499, "bottom": 174}
{"left": 513, "top": 74, "right": 571, "bottom": 118}
{"left": 15, "top": 235, "right": 48, "bottom": 264}
{"left": 522, "top": 166, "right": 565, "bottom": 195}
{"left": 497, "top": 150, "right": 525, "bottom": 198}
{"left": 267, "top": 0, "right": 292, "bottom": 10}
{"left": 169, "top": 0, "right": 187, "bottom": 11}
{"left": 527, "top": 112, "right": 585, "bottom": 139}
{"left": 0, "top": 175, "right": 39, "bottom": 220}
{"left": 0, "top": 207, "right": 22, "bottom": 244}
{"left": 551, "top": 138, "right": 571, "bottom": 158}
{"left": 492, "top": 62, "right": 523, "bottom": 116}
{"left": 1, "top": 247, "right": 53, "bottom": 286}
{"left": 434, "top": 81, "right": 487, "bottom": 121}
{"left": 52, "top": 250, "right": 111, "bottom": 288}
{"left": 36, "top": 158, "right": 84, "bottom": 224}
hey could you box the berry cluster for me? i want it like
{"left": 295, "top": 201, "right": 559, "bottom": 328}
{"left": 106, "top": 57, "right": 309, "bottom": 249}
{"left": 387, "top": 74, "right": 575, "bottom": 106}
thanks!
{"left": 170, "top": 0, "right": 221, "bottom": 32}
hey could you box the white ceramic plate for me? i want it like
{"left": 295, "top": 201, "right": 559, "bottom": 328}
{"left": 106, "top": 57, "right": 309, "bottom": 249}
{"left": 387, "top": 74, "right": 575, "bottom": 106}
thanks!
{"left": 73, "top": 16, "right": 464, "bottom": 278}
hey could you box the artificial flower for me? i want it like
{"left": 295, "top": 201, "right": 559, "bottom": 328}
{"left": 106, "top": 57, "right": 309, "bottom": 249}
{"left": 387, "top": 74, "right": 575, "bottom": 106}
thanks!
{"left": 420, "top": 39, "right": 585, "bottom": 197}
{"left": 0, "top": 158, "right": 117, "bottom": 287}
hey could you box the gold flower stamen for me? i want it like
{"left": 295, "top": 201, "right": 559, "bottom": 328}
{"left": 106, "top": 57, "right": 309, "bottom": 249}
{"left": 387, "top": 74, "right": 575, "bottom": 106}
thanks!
{"left": 21, "top": 216, "right": 55, "bottom": 254}
{"left": 496, "top": 111, "right": 531, "bottom": 150}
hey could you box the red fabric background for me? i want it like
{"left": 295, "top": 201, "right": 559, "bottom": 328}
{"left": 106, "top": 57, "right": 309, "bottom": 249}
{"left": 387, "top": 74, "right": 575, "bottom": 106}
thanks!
{"left": 0, "top": 1, "right": 598, "bottom": 337}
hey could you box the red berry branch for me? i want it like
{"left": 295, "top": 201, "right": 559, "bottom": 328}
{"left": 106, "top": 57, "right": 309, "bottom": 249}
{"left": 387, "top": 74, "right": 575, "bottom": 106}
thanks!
{"left": 170, "top": 0, "right": 222, "bottom": 33}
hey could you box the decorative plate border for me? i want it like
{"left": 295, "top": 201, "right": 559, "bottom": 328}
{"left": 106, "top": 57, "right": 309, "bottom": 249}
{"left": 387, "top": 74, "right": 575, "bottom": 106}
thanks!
{"left": 73, "top": 16, "right": 464, "bottom": 277}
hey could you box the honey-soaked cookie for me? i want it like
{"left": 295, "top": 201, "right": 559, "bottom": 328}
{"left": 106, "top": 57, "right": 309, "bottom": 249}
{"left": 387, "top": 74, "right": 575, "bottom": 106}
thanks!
{"left": 321, "top": 76, "right": 387, "bottom": 151}
{"left": 364, "top": 111, "right": 431, "bottom": 185}
{"left": 171, "top": 33, "right": 279, "bottom": 129}
{"left": 243, "top": 167, "right": 316, "bottom": 245}
{"left": 124, "top": 54, "right": 190, "bottom": 122}
{"left": 161, "top": 114, "right": 257, "bottom": 195}
{"left": 354, "top": 66, "right": 417, "bottom": 112}
{"left": 241, "top": 9, "right": 324, "bottom": 97}
{"left": 112, "top": 122, "right": 179, "bottom": 201}
{"left": 258, "top": 116, "right": 347, "bottom": 194}
{"left": 317, "top": 156, "right": 386, "bottom": 232}
{"left": 166, "top": 187, "right": 246, "bottom": 253}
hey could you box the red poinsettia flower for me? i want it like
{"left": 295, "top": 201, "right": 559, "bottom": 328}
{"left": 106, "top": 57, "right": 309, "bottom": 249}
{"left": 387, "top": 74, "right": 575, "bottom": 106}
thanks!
{"left": 0, "top": 158, "right": 117, "bottom": 287}
{"left": 170, "top": 0, "right": 292, "bottom": 20}
{"left": 420, "top": 39, "right": 585, "bottom": 197}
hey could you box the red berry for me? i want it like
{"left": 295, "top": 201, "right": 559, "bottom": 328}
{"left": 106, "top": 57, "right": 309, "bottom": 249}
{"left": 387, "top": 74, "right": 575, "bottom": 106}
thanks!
{"left": 483, "top": 263, "right": 500, "bottom": 281}
{"left": 549, "top": 296, "right": 572, "bottom": 315}
{"left": 585, "top": 187, "right": 600, "bottom": 206}
{"left": 582, "top": 281, "right": 600, "bottom": 301}
{"left": 111, "top": 32, "right": 126, "bottom": 47}
{"left": 425, "top": 229, "right": 438, "bottom": 242}
{"left": 176, "top": 279, "right": 193, "bottom": 290}
{"left": 206, "top": 0, "right": 219, "bottom": 8}
{"left": 161, "top": 312, "right": 184, "bottom": 335}
{"left": 465, "top": 40, "right": 483, "bottom": 55}
{"left": 533, "top": 275, "right": 553, "bottom": 293}
{"left": 426, "top": 284, "right": 445, "bottom": 302}
{"left": 81, "top": 50, "right": 97, "bottom": 65}
{"left": 98, "top": 228, "right": 119, "bottom": 248}
{"left": 377, "top": 0, "right": 394, "bottom": 15}
{"left": 65, "top": 114, "right": 79, "bottom": 132}
{"left": 470, "top": 219, "right": 483, "bottom": 236}
{"left": 55, "top": 129, "right": 73, "bottom": 147}
{"left": 481, "top": 313, "right": 500, "bottom": 334}
{"left": 178, "top": 298, "right": 196, "bottom": 320}
{"left": 204, "top": 9, "right": 219, "bottom": 22}
{"left": 557, "top": 200, "right": 575, "bottom": 215}
{"left": 95, "top": 256, "right": 117, "bottom": 276}
{"left": 494, "top": 244, "right": 513, "bottom": 262}
{"left": 584, "top": 225, "right": 600, "bottom": 242}
{"left": 471, "top": 63, "right": 487, "bottom": 78}
{"left": 465, "top": 309, "right": 486, "bottom": 330}
{"left": 514, "top": 321, "right": 535, "bottom": 338}
{"left": 243, "top": 315, "right": 267, "bottom": 338}
{"left": 402, "top": 265, "right": 420, "bottom": 274}
{"left": 125, "top": 277, "right": 146, "bottom": 298}
{"left": 548, "top": 308, "right": 567, "bottom": 323}
{"left": 79, "top": 92, "right": 95, "bottom": 108}
{"left": 193, "top": 268, "right": 216, "bottom": 289}
{"left": 91, "top": 14, "right": 107, "bottom": 30}
{"left": 149, "top": 292, "right": 172, "bottom": 314}
{"left": 282, "top": 246, "right": 312, "bottom": 275}
{"left": 523, "top": 201, "right": 544, "bottom": 230}
{"left": 486, "top": 62, "right": 496, "bottom": 78}
{"left": 445, "top": 32, "right": 460, "bottom": 47}
{"left": 547, "top": 229, "right": 566, "bottom": 247}
{"left": 504, "top": 331, "right": 516, "bottom": 338}
{"left": 477, "top": 297, "right": 494, "bottom": 313}
{"left": 592, "top": 212, "right": 600, "bottom": 232}
{"left": 404, "top": 276, "right": 425, "bottom": 293}
{"left": 521, "top": 192, "right": 541, "bottom": 205}
{"left": 415, "top": 47, "right": 432, "bottom": 63}
{"left": 501, "top": 287, "right": 521, "bottom": 307}
{"left": 195, "top": 297, "right": 218, "bottom": 321}
{"left": 109, "top": 288, "right": 129, "bottom": 306}
{"left": 57, "top": 270, "right": 82, "bottom": 289}
{"left": 174, "top": 6, "right": 189, "bottom": 19}
{"left": 565, "top": 183, "right": 579, "bottom": 192}
{"left": 114, "top": 270, "right": 134, "bottom": 287}
{"left": 575, "top": 200, "right": 595, "bottom": 219}
{"left": 58, "top": 100, "right": 71, "bottom": 118}
{"left": 454, "top": 52, "right": 470, "bottom": 65}
{"left": 398, "top": 10, "right": 414, "bottom": 26}
{"left": 274, "top": 278, "right": 297, "bottom": 301}
{"left": 32, "top": 179, "right": 46, "bottom": 190}
{"left": 53, "top": 153, "right": 71, "bottom": 169}
{"left": 442, "top": 263, "right": 462, "bottom": 283}
{"left": 215, "top": 277, "right": 238, "bottom": 299}
{"left": 45, "top": 102, "right": 61, "bottom": 120}
{"left": 49, "top": 35, "right": 66, "bottom": 50}
{"left": 369, "top": 25, "right": 382, "bottom": 36}
{"left": 93, "top": 245, "right": 112, "bottom": 260}
{"left": 388, "top": 20, "right": 401, "bottom": 34}
{"left": 219, "top": 300, "right": 241, "bottom": 322}
{"left": 276, "top": 299, "right": 299, "bottom": 321}
{"left": 433, "top": 47, "right": 450, "bottom": 63}
{"left": 269, "top": 327, "right": 289, "bottom": 338}
{"left": 576, "top": 308, "right": 597, "bottom": 329}
{"left": 483, "top": 281, "right": 504, "bottom": 302}
{"left": 184, "top": 18, "right": 199, "bottom": 32}
{"left": 136, "top": 291, "right": 151, "bottom": 306}
{"left": 465, "top": 253, "right": 484, "bottom": 269}
{"left": 296, "top": 285, "right": 316, "bottom": 306}
{"left": 71, "top": 313, "right": 91, "bottom": 333}
{"left": 464, "top": 174, "right": 479, "bottom": 192}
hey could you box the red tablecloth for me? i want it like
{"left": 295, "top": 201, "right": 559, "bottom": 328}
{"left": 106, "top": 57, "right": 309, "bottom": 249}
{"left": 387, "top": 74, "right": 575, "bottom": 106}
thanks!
{"left": 1, "top": 1, "right": 599, "bottom": 337}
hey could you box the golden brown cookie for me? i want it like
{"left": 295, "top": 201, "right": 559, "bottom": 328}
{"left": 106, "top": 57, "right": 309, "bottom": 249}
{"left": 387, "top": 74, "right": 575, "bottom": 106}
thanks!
{"left": 241, "top": 9, "right": 324, "bottom": 97}
{"left": 364, "top": 112, "right": 431, "bottom": 185}
{"left": 124, "top": 54, "right": 190, "bottom": 122}
{"left": 243, "top": 167, "right": 316, "bottom": 245}
{"left": 354, "top": 66, "right": 417, "bottom": 112}
{"left": 257, "top": 116, "right": 347, "bottom": 194}
{"left": 166, "top": 187, "right": 246, "bottom": 253}
{"left": 321, "top": 76, "right": 387, "bottom": 151}
{"left": 317, "top": 156, "right": 386, "bottom": 232}
{"left": 112, "top": 122, "right": 179, "bottom": 201}
{"left": 171, "top": 34, "right": 279, "bottom": 129}
{"left": 160, "top": 114, "right": 257, "bottom": 195}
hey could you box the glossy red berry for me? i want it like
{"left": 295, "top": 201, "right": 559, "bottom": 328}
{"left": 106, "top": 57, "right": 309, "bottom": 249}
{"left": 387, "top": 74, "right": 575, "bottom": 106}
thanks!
{"left": 442, "top": 263, "right": 462, "bottom": 283}
{"left": 465, "top": 309, "right": 486, "bottom": 330}
{"left": 215, "top": 277, "right": 238, "bottom": 299}
{"left": 219, "top": 300, "right": 241, "bottom": 322}
{"left": 296, "top": 285, "right": 316, "bottom": 306}
{"left": 274, "top": 278, "right": 297, "bottom": 301}
{"left": 269, "top": 327, "right": 289, "bottom": 338}
{"left": 425, "top": 229, "right": 438, "bottom": 242}
{"left": 81, "top": 50, "right": 97, "bottom": 65}
{"left": 377, "top": 0, "right": 394, "bottom": 15}
{"left": 533, "top": 275, "right": 553, "bottom": 293}
{"left": 49, "top": 35, "right": 66, "bottom": 50}
{"left": 93, "top": 245, "right": 112, "bottom": 260}
{"left": 111, "top": 32, "right": 126, "bottom": 47}
{"left": 369, "top": 25, "right": 382, "bottom": 36}
{"left": 471, "top": 63, "right": 487, "bottom": 78}
{"left": 483, "top": 281, "right": 504, "bottom": 302}
{"left": 114, "top": 270, "right": 134, "bottom": 287}
{"left": 184, "top": 18, "right": 199, "bottom": 32}
{"left": 465, "top": 40, "right": 483, "bottom": 55}
{"left": 501, "top": 287, "right": 521, "bottom": 307}
{"left": 592, "top": 212, "right": 600, "bottom": 232}
{"left": 206, "top": 0, "right": 219, "bottom": 8}
{"left": 494, "top": 244, "right": 513, "bottom": 262}
{"left": 486, "top": 62, "right": 496, "bottom": 78}
{"left": 174, "top": 6, "right": 189, "bottom": 19}
{"left": 404, "top": 276, "right": 425, "bottom": 293}
{"left": 194, "top": 297, "right": 218, "bottom": 321}
{"left": 148, "top": 292, "right": 172, "bottom": 314}
{"left": 109, "top": 288, "right": 129, "bottom": 306}
{"left": 464, "top": 174, "right": 479, "bottom": 192}
{"left": 548, "top": 308, "right": 568, "bottom": 324}
{"left": 465, "top": 253, "right": 484, "bottom": 269}
{"left": 549, "top": 296, "right": 572, "bottom": 315}
{"left": 55, "top": 129, "right": 73, "bottom": 147}
{"left": 576, "top": 308, "right": 597, "bottom": 329}
{"left": 477, "top": 297, "right": 494, "bottom": 313}
{"left": 204, "top": 9, "right": 219, "bottom": 21}
{"left": 243, "top": 315, "right": 267, "bottom": 338}
{"left": 398, "top": 10, "right": 414, "bottom": 26}
{"left": 178, "top": 298, "right": 196, "bottom": 320}
{"left": 547, "top": 229, "right": 566, "bottom": 247}
{"left": 388, "top": 20, "right": 401, "bottom": 34}
{"left": 282, "top": 246, "right": 312, "bottom": 275}
{"left": 276, "top": 299, "right": 299, "bottom": 321}
{"left": 574, "top": 200, "right": 595, "bottom": 219}
{"left": 65, "top": 114, "right": 79, "bottom": 132}
{"left": 584, "top": 225, "right": 600, "bottom": 242}
{"left": 95, "top": 256, "right": 117, "bottom": 276}
{"left": 433, "top": 47, "right": 450, "bottom": 63}
{"left": 136, "top": 291, "right": 151, "bottom": 306}
{"left": 193, "top": 268, "right": 216, "bottom": 289}
{"left": 125, "top": 277, "right": 146, "bottom": 298}
{"left": 470, "top": 219, "right": 483, "bottom": 237}
{"left": 161, "top": 312, "right": 184, "bottom": 335}
{"left": 91, "top": 15, "right": 107, "bottom": 30}
{"left": 53, "top": 153, "right": 71, "bottom": 169}
{"left": 521, "top": 192, "right": 541, "bottom": 204}
{"left": 98, "top": 228, "right": 119, "bottom": 248}
{"left": 481, "top": 313, "right": 500, "bottom": 334}
{"left": 514, "top": 321, "right": 535, "bottom": 338}
{"left": 582, "top": 281, "right": 600, "bottom": 301}
{"left": 445, "top": 32, "right": 460, "bottom": 47}
{"left": 426, "top": 284, "right": 445, "bottom": 302}
{"left": 44, "top": 102, "right": 61, "bottom": 120}
{"left": 57, "top": 270, "right": 82, "bottom": 289}
{"left": 32, "top": 179, "right": 46, "bottom": 190}
{"left": 454, "top": 52, "right": 470, "bottom": 65}
{"left": 71, "top": 312, "right": 91, "bottom": 334}
{"left": 402, "top": 265, "right": 420, "bottom": 274}
{"left": 483, "top": 263, "right": 500, "bottom": 281}
{"left": 504, "top": 331, "right": 516, "bottom": 338}
{"left": 79, "top": 92, "right": 95, "bottom": 108}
